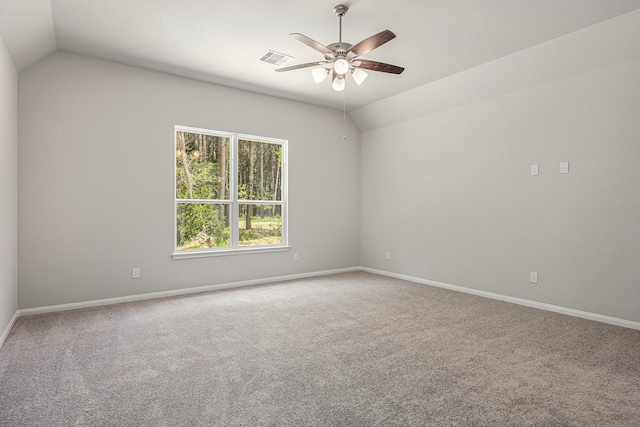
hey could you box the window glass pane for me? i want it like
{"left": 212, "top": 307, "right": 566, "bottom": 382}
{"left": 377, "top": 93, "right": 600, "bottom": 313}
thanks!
{"left": 174, "top": 127, "right": 287, "bottom": 255}
{"left": 238, "top": 204, "right": 282, "bottom": 246}
{"left": 176, "top": 131, "right": 230, "bottom": 200}
{"left": 176, "top": 203, "right": 230, "bottom": 249}
{"left": 238, "top": 140, "right": 282, "bottom": 201}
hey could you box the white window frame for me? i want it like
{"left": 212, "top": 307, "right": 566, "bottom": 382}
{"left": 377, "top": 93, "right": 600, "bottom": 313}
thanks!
{"left": 172, "top": 125, "right": 289, "bottom": 259}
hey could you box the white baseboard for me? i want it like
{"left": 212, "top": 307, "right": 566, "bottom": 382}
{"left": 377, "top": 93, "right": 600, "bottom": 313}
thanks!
{"left": 0, "top": 310, "right": 19, "bottom": 349}
{"left": 360, "top": 267, "right": 640, "bottom": 331}
{"left": 15, "top": 266, "right": 640, "bottom": 332}
{"left": 18, "top": 267, "right": 360, "bottom": 316}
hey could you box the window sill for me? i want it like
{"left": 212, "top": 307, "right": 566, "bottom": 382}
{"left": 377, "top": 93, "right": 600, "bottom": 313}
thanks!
{"left": 172, "top": 246, "right": 291, "bottom": 260}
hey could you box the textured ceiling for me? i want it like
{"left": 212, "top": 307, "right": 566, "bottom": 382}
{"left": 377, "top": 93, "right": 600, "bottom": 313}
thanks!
{"left": 2, "top": 0, "right": 640, "bottom": 111}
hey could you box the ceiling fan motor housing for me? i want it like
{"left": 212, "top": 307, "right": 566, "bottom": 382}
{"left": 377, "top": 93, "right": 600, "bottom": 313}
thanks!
{"left": 327, "top": 42, "right": 353, "bottom": 56}
{"left": 326, "top": 42, "right": 353, "bottom": 74}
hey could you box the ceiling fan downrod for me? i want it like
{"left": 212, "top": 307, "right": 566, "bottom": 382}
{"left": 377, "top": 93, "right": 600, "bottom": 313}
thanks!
{"left": 334, "top": 4, "right": 349, "bottom": 43}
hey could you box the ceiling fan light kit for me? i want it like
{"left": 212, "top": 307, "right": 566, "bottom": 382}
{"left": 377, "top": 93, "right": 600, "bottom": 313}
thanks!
{"left": 351, "top": 68, "right": 368, "bottom": 85}
{"left": 312, "top": 67, "right": 330, "bottom": 83}
{"left": 276, "top": 4, "right": 404, "bottom": 92}
{"left": 333, "top": 58, "right": 350, "bottom": 75}
{"left": 332, "top": 74, "right": 346, "bottom": 92}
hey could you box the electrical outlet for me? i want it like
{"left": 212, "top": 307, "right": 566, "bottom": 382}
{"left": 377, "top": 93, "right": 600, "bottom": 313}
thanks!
{"left": 530, "top": 272, "right": 538, "bottom": 284}
{"left": 531, "top": 164, "right": 539, "bottom": 176}
{"left": 385, "top": 252, "right": 391, "bottom": 260}
{"left": 560, "top": 162, "right": 569, "bottom": 174}
{"left": 293, "top": 253, "right": 299, "bottom": 262}
{"left": 132, "top": 268, "right": 140, "bottom": 279}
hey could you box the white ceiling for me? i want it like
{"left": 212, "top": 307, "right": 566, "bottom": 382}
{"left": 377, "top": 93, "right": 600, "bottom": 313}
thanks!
{"left": 2, "top": 0, "right": 640, "bottom": 111}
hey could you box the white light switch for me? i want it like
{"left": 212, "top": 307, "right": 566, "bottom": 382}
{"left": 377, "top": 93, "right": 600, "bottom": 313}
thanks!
{"left": 531, "top": 164, "right": 539, "bottom": 176}
{"left": 560, "top": 162, "right": 569, "bottom": 174}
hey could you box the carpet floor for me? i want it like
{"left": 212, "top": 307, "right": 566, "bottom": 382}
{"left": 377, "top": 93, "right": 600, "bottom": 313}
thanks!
{"left": 1, "top": 271, "right": 639, "bottom": 426}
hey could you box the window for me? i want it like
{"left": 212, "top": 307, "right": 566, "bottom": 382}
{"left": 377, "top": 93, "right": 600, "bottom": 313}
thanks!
{"left": 173, "top": 126, "right": 287, "bottom": 258}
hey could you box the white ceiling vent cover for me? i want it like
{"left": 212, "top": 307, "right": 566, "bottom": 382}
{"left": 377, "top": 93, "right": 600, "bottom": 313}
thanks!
{"left": 259, "top": 51, "right": 293, "bottom": 66}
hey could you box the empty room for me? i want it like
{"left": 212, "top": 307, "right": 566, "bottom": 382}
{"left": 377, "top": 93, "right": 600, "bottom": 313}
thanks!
{"left": 1, "top": 1, "right": 640, "bottom": 425}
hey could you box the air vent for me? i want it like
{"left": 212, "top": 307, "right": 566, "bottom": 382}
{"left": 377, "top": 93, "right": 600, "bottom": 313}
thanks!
{"left": 258, "top": 50, "right": 293, "bottom": 67}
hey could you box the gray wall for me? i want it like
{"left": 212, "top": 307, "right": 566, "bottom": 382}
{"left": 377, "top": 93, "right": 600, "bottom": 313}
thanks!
{"left": 360, "top": 55, "right": 640, "bottom": 323}
{"left": 13, "top": 11, "right": 640, "bottom": 326}
{"left": 0, "top": 36, "right": 18, "bottom": 337}
{"left": 18, "top": 52, "right": 360, "bottom": 309}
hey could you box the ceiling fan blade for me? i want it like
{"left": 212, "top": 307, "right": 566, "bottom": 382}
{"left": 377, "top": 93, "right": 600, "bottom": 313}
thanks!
{"left": 290, "top": 33, "right": 335, "bottom": 58}
{"left": 354, "top": 60, "right": 405, "bottom": 74}
{"left": 347, "top": 30, "right": 396, "bottom": 58}
{"left": 275, "top": 61, "right": 331, "bottom": 72}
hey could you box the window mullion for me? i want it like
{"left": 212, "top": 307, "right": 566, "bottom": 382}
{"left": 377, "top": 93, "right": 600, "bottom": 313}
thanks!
{"left": 230, "top": 135, "right": 239, "bottom": 249}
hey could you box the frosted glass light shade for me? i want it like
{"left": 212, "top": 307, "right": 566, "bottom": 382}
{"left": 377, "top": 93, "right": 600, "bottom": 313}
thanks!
{"left": 352, "top": 68, "right": 368, "bottom": 85}
{"left": 311, "top": 68, "right": 329, "bottom": 83}
{"left": 332, "top": 75, "right": 345, "bottom": 91}
{"left": 333, "top": 58, "right": 349, "bottom": 75}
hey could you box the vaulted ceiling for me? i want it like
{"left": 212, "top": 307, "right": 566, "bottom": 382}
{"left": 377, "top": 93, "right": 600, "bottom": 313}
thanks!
{"left": 2, "top": 0, "right": 640, "bottom": 112}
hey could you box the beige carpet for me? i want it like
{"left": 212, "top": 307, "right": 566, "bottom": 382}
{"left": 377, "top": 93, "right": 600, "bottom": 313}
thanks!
{"left": 1, "top": 271, "right": 639, "bottom": 426}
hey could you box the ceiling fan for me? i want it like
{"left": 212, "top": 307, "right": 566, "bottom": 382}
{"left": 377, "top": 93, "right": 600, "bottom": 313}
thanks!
{"left": 276, "top": 4, "right": 404, "bottom": 91}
